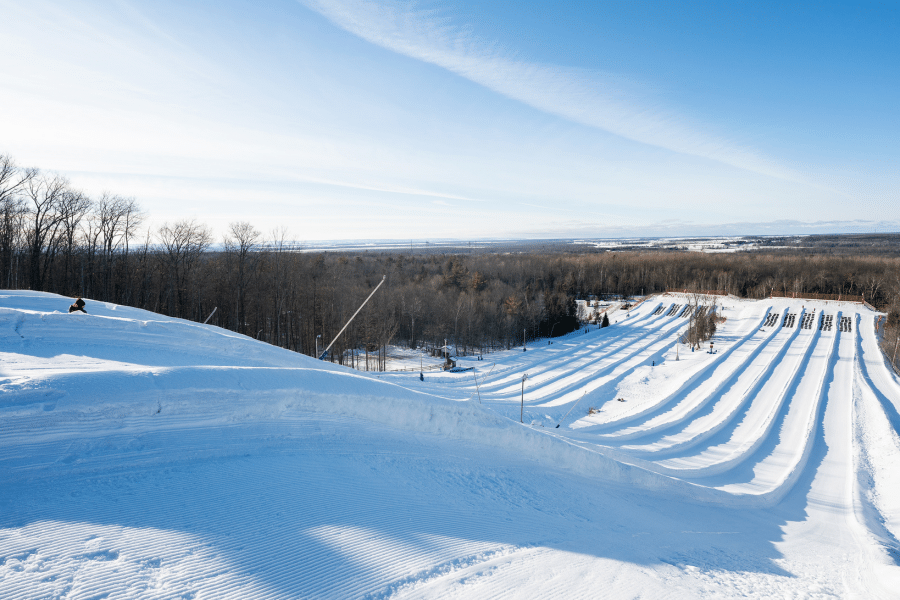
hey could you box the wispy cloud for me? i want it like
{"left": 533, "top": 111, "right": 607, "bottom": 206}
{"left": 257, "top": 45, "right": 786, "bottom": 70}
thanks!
{"left": 301, "top": 0, "right": 799, "bottom": 181}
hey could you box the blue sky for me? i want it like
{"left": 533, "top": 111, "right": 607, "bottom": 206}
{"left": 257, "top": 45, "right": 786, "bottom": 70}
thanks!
{"left": 1, "top": 0, "right": 897, "bottom": 240}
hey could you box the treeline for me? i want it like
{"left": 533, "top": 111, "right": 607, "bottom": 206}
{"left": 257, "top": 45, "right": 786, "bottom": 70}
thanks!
{"left": 2, "top": 152, "right": 899, "bottom": 369}
{"left": 882, "top": 312, "right": 900, "bottom": 375}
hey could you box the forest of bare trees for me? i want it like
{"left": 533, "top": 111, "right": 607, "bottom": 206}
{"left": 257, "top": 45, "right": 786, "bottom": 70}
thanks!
{"left": 2, "top": 152, "right": 899, "bottom": 370}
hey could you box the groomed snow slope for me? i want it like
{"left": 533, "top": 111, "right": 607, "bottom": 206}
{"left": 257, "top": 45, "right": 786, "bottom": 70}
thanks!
{"left": 3, "top": 290, "right": 900, "bottom": 598}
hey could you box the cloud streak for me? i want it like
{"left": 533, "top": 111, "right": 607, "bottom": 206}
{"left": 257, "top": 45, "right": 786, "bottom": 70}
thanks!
{"left": 301, "top": 0, "right": 799, "bottom": 182}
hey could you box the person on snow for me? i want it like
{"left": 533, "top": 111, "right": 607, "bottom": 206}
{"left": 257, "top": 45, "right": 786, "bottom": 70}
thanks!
{"left": 68, "top": 297, "right": 87, "bottom": 313}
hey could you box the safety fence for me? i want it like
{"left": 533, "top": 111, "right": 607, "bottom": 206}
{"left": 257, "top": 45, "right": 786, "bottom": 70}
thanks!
{"left": 664, "top": 288, "right": 729, "bottom": 296}
{"left": 768, "top": 291, "right": 866, "bottom": 303}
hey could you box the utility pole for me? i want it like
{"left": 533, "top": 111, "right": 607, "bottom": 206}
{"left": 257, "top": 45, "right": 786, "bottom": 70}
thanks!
{"left": 523, "top": 328, "right": 527, "bottom": 352}
{"left": 520, "top": 374, "right": 528, "bottom": 422}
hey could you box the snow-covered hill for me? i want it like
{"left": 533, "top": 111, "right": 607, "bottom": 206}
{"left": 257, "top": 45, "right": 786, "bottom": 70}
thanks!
{"left": 3, "top": 290, "right": 900, "bottom": 598}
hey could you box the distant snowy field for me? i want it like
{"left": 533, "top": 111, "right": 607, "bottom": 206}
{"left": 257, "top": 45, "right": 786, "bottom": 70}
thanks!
{"left": 3, "top": 290, "right": 900, "bottom": 598}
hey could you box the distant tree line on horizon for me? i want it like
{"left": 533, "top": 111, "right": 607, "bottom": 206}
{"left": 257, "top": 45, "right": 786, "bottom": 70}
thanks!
{"left": 2, "top": 152, "right": 899, "bottom": 370}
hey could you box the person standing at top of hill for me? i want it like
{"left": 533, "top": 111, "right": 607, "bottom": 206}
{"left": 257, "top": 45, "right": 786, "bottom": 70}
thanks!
{"left": 68, "top": 297, "right": 87, "bottom": 313}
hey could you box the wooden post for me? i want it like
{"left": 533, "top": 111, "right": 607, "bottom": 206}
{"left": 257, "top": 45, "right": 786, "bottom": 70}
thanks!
{"left": 473, "top": 370, "right": 482, "bottom": 404}
{"left": 520, "top": 374, "right": 528, "bottom": 422}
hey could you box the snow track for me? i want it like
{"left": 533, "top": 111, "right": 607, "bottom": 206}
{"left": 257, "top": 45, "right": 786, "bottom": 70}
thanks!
{"left": 649, "top": 310, "right": 821, "bottom": 478}
{"left": 3, "top": 291, "right": 900, "bottom": 598}
{"left": 596, "top": 306, "right": 784, "bottom": 440}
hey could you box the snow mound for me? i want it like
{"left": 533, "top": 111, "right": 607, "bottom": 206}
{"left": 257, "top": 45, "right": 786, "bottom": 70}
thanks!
{"left": 1, "top": 291, "right": 719, "bottom": 504}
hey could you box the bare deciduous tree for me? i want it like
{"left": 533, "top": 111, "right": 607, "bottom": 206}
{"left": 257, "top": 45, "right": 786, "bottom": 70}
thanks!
{"left": 157, "top": 219, "right": 213, "bottom": 316}
{"left": 680, "top": 294, "right": 719, "bottom": 350}
{"left": 224, "top": 221, "right": 262, "bottom": 334}
{"left": 0, "top": 155, "right": 36, "bottom": 205}
{"left": 57, "top": 190, "right": 92, "bottom": 294}
{"left": 0, "top": 155, "right": 33, "bottom": 288}
{"left": 23, "top": 171, "right": 69, "bottom": 289}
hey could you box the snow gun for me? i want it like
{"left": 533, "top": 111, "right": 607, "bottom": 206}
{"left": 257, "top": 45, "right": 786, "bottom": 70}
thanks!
{"left": 319, "top": 275, "right": 387, "bottom": 360}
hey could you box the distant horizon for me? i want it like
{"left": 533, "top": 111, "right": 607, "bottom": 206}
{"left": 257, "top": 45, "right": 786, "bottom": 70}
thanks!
{"left": 248, "top": 229, "right": 900, "bottom": 252}
{"left": 255, "top": 224, "right": 900, "bottom": 246}
{"left": 293, "top": 227, "right": 900, "bottom": 243}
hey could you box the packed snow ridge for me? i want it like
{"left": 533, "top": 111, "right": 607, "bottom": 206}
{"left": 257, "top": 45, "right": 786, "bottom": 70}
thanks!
{"left": 3, "top": 289, "right": 900, "bottom": 598}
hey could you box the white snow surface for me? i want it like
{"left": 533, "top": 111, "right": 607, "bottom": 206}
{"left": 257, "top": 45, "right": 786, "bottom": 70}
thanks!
{"left": 3, "top": 290, "right": 900, "bottom": 598}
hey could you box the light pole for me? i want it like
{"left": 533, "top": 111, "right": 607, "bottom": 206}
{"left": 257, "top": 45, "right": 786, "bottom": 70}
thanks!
{"left": 523, "top": 328, "right": 527, "bottom": 352}
{"left": 520, "top": 373, "right": 528, "bottom": 423}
